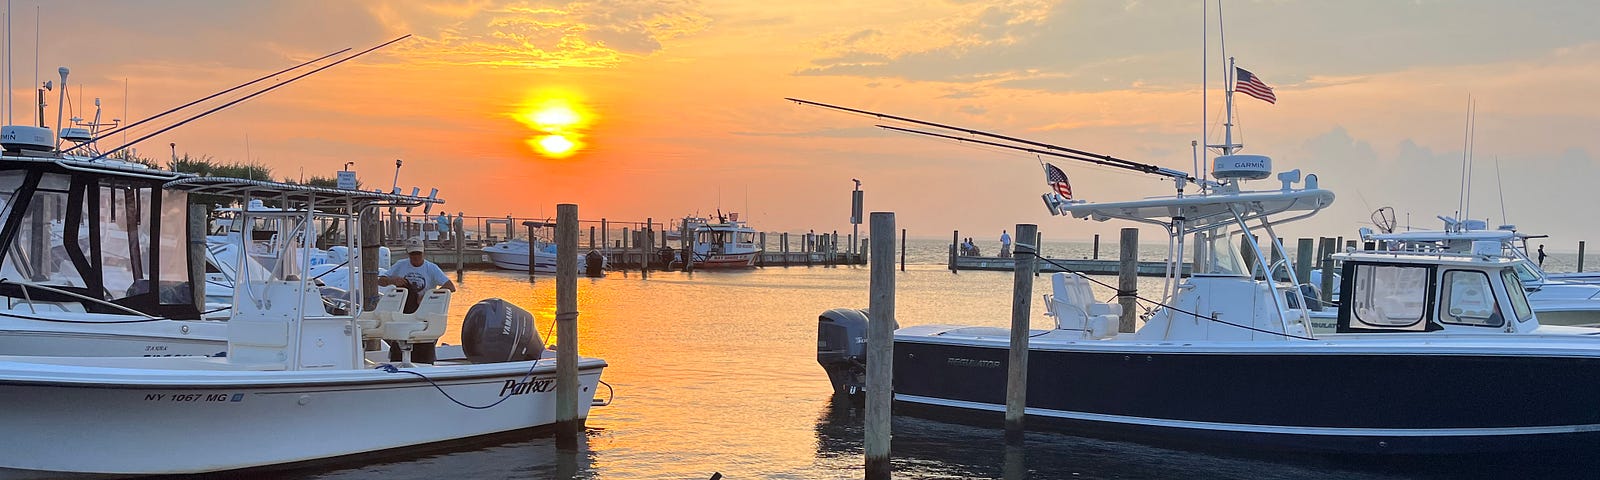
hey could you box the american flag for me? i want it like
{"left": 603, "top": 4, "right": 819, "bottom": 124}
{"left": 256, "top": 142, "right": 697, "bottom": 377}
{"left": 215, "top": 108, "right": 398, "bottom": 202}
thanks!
{"left": 1235, "top": 67, "right": 1276, "bottom": 104}
{"left": 1044, "top": 163, "right": 1072, "bottom": 200}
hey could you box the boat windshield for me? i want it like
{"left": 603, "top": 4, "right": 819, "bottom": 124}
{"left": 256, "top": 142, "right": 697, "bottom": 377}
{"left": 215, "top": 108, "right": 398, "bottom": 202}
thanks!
{"left": 1510, "top": 260, "right": 1543, "bottom": 283}
{"left": 1198, "top": 229, "right": 1251, "bottom": 276}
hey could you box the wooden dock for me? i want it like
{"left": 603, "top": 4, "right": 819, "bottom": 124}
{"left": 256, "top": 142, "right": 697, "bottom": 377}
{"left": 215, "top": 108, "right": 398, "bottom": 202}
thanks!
{"left": 952, "top": 255, "right": 1189, "bottom": 276}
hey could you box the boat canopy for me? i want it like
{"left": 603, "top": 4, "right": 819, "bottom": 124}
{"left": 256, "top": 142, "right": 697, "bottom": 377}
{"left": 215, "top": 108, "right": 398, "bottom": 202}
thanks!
{"left": 164, "top": 177, "right": 441, "bottom": 211}
{"left": 1058, "top": 187, "right": 1333, "bottom": 233}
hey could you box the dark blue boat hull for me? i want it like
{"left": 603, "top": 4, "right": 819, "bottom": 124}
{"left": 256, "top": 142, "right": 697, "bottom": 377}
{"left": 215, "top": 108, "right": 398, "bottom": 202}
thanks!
{"left": 891, "top": 339, "right": 1600, "bottom": 454}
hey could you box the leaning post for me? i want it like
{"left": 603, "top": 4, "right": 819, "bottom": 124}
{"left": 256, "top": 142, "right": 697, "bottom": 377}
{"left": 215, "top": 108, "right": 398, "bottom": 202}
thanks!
{"left": 865, "top": 212, "right": 897, "bottom": 480}
{"left": 555, "top": 204, "right": 581, "bottom": 450}
{"left": 1005, "top": 223, "right": 1038, "bottom": 445}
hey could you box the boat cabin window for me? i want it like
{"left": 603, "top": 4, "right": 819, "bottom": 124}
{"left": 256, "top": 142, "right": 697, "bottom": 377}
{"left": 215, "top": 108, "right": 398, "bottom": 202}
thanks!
{"left": 1349, "top": 264, "right": 1430, "bottom": 329}
{"left": 1501, "top": 268, "right": 1534, "bottom": 322}
{"left": 1438, "top": 270, "right": 1501, "bottom": 327}
{"left": 2, "top": 173, "right": 87, "bottom": 287}
{"left": 99, "top": 183, "right": 153, "bottom": 298}
{"left": 738, "top": 232, "right": 755, "bottom": 244}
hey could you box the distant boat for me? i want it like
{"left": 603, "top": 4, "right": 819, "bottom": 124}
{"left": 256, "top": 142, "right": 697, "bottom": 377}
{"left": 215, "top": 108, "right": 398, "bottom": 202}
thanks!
{"left": 689, "top": 213, "right": 761, "bottom": 268}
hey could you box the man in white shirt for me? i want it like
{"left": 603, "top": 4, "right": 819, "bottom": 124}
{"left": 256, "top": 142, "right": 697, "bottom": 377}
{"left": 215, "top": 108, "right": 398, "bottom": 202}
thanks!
{"left": 378, "top": 242, "right": 456, "bottom": 314}
{"left": 376, "top": 242, "right": 455, "bottom": 363}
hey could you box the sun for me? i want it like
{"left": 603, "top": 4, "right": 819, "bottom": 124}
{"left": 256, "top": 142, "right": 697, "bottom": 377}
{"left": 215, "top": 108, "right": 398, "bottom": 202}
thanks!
{"left": 529, "top": 134, "right": 581, "bottom": 158}
{"left": 514, "top": 93, "right": 594, "bottom": 159}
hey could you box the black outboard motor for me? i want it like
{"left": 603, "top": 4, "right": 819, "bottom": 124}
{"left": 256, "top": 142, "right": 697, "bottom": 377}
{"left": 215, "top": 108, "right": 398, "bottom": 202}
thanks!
{"left": 461, "top": 298, "right": 544, "bottom": 363}
{"left": 818, "top": 308, "right": 893, "bottom": 399}
{"left": 585, "top": 250, "right": 605, "bottom": 277}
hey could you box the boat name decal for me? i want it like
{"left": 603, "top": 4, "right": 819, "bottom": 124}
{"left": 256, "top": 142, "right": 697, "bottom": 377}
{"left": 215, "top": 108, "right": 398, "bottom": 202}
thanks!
{"left": 499, "top": 378, "right": 555, "bottom": 397}
{"left": 143, "top": 393, "right": 245, "bottom": 403}
{"left": 946, "top": 357, "right": 1001, "bottom": 368}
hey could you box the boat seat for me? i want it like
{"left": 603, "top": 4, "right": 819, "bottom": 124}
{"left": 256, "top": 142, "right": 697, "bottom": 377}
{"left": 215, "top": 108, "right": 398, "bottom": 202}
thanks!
{"left": 1045, "top": 273, "right": 1122, "bottom": 339}
{"left": 356, "top": 286, "right": 408, "bottom": 340}
{"left": 381, "top": 289, "right": 452, "bottom": 364}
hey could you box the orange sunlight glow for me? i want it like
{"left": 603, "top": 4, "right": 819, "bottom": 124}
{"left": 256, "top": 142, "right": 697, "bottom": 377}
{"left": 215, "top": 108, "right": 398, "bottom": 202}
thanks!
{"left": 514, "top": 92, "right": 594, "bottom": 159}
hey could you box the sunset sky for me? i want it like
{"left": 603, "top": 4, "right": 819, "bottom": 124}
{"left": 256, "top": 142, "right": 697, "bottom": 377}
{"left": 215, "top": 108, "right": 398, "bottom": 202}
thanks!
{"left": 25, "top": 1, "right": 1600, "bottom": 248}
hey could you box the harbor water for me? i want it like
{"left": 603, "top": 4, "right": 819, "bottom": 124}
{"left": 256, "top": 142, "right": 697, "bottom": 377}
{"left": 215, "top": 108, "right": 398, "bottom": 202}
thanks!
{"left": 267, "top": 238, "right": 1595, "bottom": 479}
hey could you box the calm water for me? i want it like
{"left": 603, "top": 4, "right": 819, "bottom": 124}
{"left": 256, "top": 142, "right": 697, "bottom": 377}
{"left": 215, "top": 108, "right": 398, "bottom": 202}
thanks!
{"left": 243, "top": 239, "right": 1593, "bottom": 479}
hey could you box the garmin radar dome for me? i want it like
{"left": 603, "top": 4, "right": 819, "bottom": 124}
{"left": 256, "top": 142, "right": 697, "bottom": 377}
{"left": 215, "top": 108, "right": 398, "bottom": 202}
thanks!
{"left": 461, "top": 298, "right": 544, "bottom": 363}
{"left": 1211, "top": 154, "right": 1273, "bottom": 181}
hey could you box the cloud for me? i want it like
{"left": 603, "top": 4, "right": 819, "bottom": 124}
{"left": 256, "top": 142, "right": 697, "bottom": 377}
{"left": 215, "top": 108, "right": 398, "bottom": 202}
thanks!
{"left": 377, "top": 0, "right": 712, "bottom": 68}
{"left": 796, "top": 1, "right": 1600, "bottom": 93}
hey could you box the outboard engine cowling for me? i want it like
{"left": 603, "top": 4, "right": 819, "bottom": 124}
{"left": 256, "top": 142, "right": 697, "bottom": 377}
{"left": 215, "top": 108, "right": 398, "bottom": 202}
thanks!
{"left": 817, "top": 308, "right": 889, "bottom": 399}
{"left": 462, "top": 298, "right": 544, "bottom": 363}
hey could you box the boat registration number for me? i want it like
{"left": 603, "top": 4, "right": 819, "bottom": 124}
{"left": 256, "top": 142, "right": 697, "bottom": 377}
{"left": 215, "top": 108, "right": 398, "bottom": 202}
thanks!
{"left": 143, "top": 393, "right": 244, "bottom": 403}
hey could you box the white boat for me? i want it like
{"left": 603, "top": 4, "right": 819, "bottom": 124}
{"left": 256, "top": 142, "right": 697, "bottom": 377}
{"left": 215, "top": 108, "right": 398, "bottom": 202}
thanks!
{"left": 1296, "top": 222, "right": 1600, "bottom": 330}
{"left": 690, "top": 213, "right": 761, "bottom": 268}
{"left": 482, "top": 238, "right": 560, "bottom": 272}
{"left": 480, "top": 221, "right": 591, "bottom": 273}
{"left": 812, "top": 62, "right": 1600, "bottom": 455}
{"left": 0, "top": 176, "right": 608, "bottom": 478}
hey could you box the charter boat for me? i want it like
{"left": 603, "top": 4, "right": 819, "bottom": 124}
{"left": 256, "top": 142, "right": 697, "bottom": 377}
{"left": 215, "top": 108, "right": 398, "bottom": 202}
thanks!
{"left": 811, "top": 57, "right": 1600, "bottom": 453}
{"left": 690, "top": 213, "right": 761, "bottom": 268}
{"left": 821, "top": 155, "right": 1600, "bottom": 454}
{"left": 0, "top": 176, "right": 608, "bottom": 479}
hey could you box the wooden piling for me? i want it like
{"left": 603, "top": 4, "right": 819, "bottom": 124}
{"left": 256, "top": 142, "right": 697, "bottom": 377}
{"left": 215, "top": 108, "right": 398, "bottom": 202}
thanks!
{"left": 361, "top": 212, "right": 380, "bottom": 311}
{"left": 643, "top": 218, "right": 652, "bottom": 279}
{"left": 589, "top": 225, "right": 596, "bottom": 252}
{"left": 1034, "top": 231, "right": 1043, "bottom": 276}
{"left": 900, "top": 228, "right": 907, "bottom": 272}
{"left": 1286, "top": 238, "right": 1312, "bottom": 283}
{"left": 600, "top": 218, "right": 609, "bottom": 256}
{"left": 454, "top": 215, "right": 465, "bottom": 282}
{"left": 1093, "top": 234, "right": 1100, "bottom": 260}
{"left": 781, "top": 232, "right": 789, "bottom": 267}
{"left": 621, "top": 227, "right": 630, "bottom": 273}
{"left": 187, "top": 204, "right": 207, "bottom": 315}
{"left": 1318, "top": 237, "right": 1337, "bottom": 303}
{"left": 554, "top": 204, "right": 582, "bottom": 450}
{"left": 1117, "top": 228, "right": 1139, "bottom": 332}
{"left": 950, "top": 230, "right": 959, "bottom": 273}
{"left": 1581, "top": 241, "right": 1588, "bottom": 273}
{"left": 527, "top": 222, "right": 538, "bottom": 283}
{"left": 1005, "top": 224, "right": 1038, "bottom": 445}
{"left": 759, "top": 232, "right": 767, "bottom": 267}
{"left": 865, "top": 212, "right": 896, "bottom": 480}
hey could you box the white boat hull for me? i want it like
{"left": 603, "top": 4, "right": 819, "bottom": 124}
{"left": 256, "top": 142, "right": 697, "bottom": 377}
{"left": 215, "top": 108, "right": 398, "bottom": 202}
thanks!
{"left": 0, "top": 356, "right": 606, "bottom": 478}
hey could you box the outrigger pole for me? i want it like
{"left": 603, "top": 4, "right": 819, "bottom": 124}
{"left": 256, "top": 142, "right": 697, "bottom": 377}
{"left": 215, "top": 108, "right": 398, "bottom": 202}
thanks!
{"left": 77, "top": 46, "right": 354, "bottom": 149}
{"left": 786, "top": 97, "right": 1195, "bottom": 183}
{"left": 90, "top": 34, "right": 412, "bottom": 162}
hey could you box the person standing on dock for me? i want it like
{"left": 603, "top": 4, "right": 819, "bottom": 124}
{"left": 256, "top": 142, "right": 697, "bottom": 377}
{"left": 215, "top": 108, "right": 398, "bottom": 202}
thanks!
{"left": 435, "top": 211, "right": 451, "bottom": 246}
{"left": 1538, "top": 245, "right": 1548, "bottom": 268}
{"left": 1000, "top": 230, "right": 1012, "bottom": 258}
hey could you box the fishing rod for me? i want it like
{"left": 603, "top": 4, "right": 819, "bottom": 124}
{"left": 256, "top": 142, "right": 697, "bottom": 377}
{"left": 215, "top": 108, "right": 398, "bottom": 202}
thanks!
{"left": 786, "top": 97, "right": 1191, "bottom": 181}
{"left": 76, "top": 46, "right": 353, "bottom": 149}
{"left": 91, "top": 34, "right": 411, "bottom": 162}
{"left": 876, "top": 124, "right": 1188, "bottom": 180}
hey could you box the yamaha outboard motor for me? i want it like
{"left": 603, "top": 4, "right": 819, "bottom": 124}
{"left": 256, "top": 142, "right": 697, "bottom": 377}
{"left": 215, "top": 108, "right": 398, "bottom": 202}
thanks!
{"left": 818, "top": 308, "right": 892, "bottom": 399}
{"left": 461, "top": 298, "right": 544, "bottom": 363}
